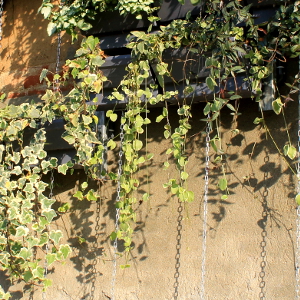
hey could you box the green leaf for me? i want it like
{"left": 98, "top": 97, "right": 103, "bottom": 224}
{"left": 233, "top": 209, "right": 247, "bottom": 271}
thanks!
{"left": 166, "top": 148, "right": 172, "bottom": 155}
{"left": 47, "top": 22, "right": 57, "bottom": 36}
{"left": 15, "top": 226, "right": 29, "bottom": 237}
{"left": 295, "top": 194, "right": 300, "bottom": 206}
{"left": 62, "top": 134, "right": 75, "bottom": 145}
{"left": 24, "top": 183, "right": 34, "bottom": 193}
{"left": 181, "top": 171, "right": 189, "bottom": 180}
{"left": 210, "top": 139, "right": 218, "bottom": 152}
{"left": 58, "top": 203, "right": 71, "bottom": 213}
{"left": 110, "top": 113, "right": 118, "bottom": 122}
{"left": 73, "top": 190, "right": 84, "bottom": 200}
{"left": 229, "top": 95, "right": 242, "bottom": 100}
{"left": 59, "top": 244, "right": 71, "bottom": 259}
{"left": 110, "top": 231, "right": 117, "bottom": 241}
{"left": 178, "top": 157, "right": 186, "bottom": 167}
{"left": 81, "top": 181, "right": 88, "bottom": 190}
{"left": 0, "top": 290, "right": 11, "bottom": 300}
{"left": 40, "top": 5, "right": 52, "bottom": 18}
{"left": 49, "top": 230, "right": 63, "bottom": 244}
{"left": 112, "top": 92, "right": 124, "bottom": 100}
{"left": 142, "top": 193, "right": 150, "bottom": 201}
{"left": 82, "top": 115, "right": 92, "bottom": 125}
{"left": 85, "top": 36, "right": 99, "bottom": 51}
{"left": 253, "top": 117, "right": 264, "bottom": 125}
{"left": 77, "top": 236, "right": 86, "bottom": 244}
{"left": 146, "top": 153, "right": 154, "bottom": 160}
{"left": 219, "top": 178, "right": 227, "bottom": 191}
{"left": 18, "top": 248, "right": 32, "bottom": 260}
{"left": 106, "top": 110, "right": 113, "bottom": 117}
{"left": 226, "top": 103, "right": 236, "bottom": 112}
{"left": 131, "top": 31, "right": 146, "bottom": 39}
{"left": 0, "top": 93, "right": 6, "bottom": 101}
{"left": 46, "top": 253, "right": 57, "bottom": 266}
{"left": 0, "top": 252, "right": 9, "bottom": 266}
{"left": 137, "top": 156, "right": 145, "bottom": 164}
{"left": 120, "top": 264, "right": 131, "bottom": 269}
{"left": 283, "top": 144, "right": 289, "bottom": 156}
{"left": 50, "top": 157, "right": 58, "bottom": 167}
{"left": 156, "top": 115, "right": 164, "bottom": 123}
{"left": 164, "top": 161, "right": 170, "bottom": 169}
{"left": 42, "top": 209, "right": 57, "bottom": 222}
{"left": 206, "top": 77, "right": 217, "bottom": 91}
{"left": 107, "top": 139, "right": 116, "bottom": 150}
{"left": 91, "top": 52, "right": 105, "bottom": 65}
{"left": 41, "top": 196, "right": 55, "bottom": 210}
{"left": 284, "top": 145, "right": 297, "bottom": 160}
{"left": 156, "top": 74, "right": 164, "bottom": 89}
{"left": 43, "top": 279, "right": 53, "bottom": 288}
{"left": 32, "top": 266, "right": 44, "bottom": 279}
{"left": 164, "top": 130, "right": 170, "bottom": 139}
{"left": 186, "top": 190, "right": 194, "bottom": 202}
{"left": 291, "top": 44, "right": 300, "bottom": 53}
{"left": 144, "top": 118, "right": 151, "bottom": 125}
{"left": 86, "top": 189, "right": 98, "bottom": 201}
{"left": 40, "top": 69, "right": 48, "bottom": 83}
{"left": 27, "top": 237, "right": 39, "bottom": 249}
{"left": 133, "top": 140, "right": 143, "bottom": 151}
{"left": 24, "top": 270, "right": 33, "bottom": 282}
{"left": 272, "top": 98, "right": 283, "bottom": 115}
{"left": 58, "top": 164, "right": 69, "bottom": 175}
{"left": 204, "top": 103, "right": 211, "bottom": 115}
{"left": 39, "top": 232, "right": 49, "bottom": 246}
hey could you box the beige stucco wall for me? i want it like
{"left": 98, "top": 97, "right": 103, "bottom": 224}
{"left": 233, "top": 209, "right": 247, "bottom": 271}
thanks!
{"left": 0, "top": 0, "right": 299, "bottom": 299}
{"left": 1, "top": 101, "right": 298, "bottom": 300}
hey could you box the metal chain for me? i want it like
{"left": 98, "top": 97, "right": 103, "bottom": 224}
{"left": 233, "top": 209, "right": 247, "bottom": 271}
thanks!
{"left": 42, "top": 170, "right": 54, "bottom": 300}
{"left": 54, "top": 3, "right": 62, "bottom": 92}
{"left": 90, "top": 199, "right": 102, "bottom": 299}
{"left": 111, "top": 115, "right": 124, "bottom": 300}
{"left": 295, "top": 55, "right": 300, "bottom": 300}
{"left": 55, "top": 32, "right": 61, "bottom": 76}
{"left": 173, "top": 200, "right": 183, "bottom": 299}
{"left": 0, "top": 0, "right": 4, "bottom": 46}
{"left": 259, "top": 154, "right": 269, "bottom": 300}
{"left": 200, "top": 118, "right": 211, "bottom": 300}
{"left": 42, "top": 2, "right": 61, "bottom": 293}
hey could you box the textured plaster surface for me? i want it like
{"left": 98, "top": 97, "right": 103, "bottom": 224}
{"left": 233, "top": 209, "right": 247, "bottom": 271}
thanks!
{"left": 0, "top": 0, "right": 299, "bottom": 299}
{"left": 1, "top": 100, "right": 298, "bottom": 300}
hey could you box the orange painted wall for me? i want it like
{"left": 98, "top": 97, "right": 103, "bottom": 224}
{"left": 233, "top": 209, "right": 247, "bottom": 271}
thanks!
{"left": 0, "top": 0, "right": 82, "bottom": 104}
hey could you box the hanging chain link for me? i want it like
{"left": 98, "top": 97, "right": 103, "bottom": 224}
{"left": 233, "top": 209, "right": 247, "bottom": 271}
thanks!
{"left": 42, "top": 170, "right": 54, "bottom": 300}
{"left": 200, "top": 118, "right": 211, "bottom": 300}
{"left": 54, "top": 10, "right": 62, "bottom": 92}
{"left": 259, "top": 153, "right": 269, "bottom": 300}
{"left": 111, "top": 115, "right": 124, "bottom": 300}
{"left": 42, "top": 3, "right": 62, "bottom": 294}
{"left": 55, "top": 32, "right": 61, "bottom": 76}
{"left": 295, "top": 55, "right": 300, "bottom": 300}
{"left": 173, "top": 200, "right": 183, "bottom": 299}
{"left": 0, "top": 0, "right": 4, "bottom": 46}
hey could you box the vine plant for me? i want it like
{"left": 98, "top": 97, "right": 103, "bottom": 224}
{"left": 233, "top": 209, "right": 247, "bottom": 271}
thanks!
{"left": 0, "top": 0, "right": 300, "bottom": 297}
